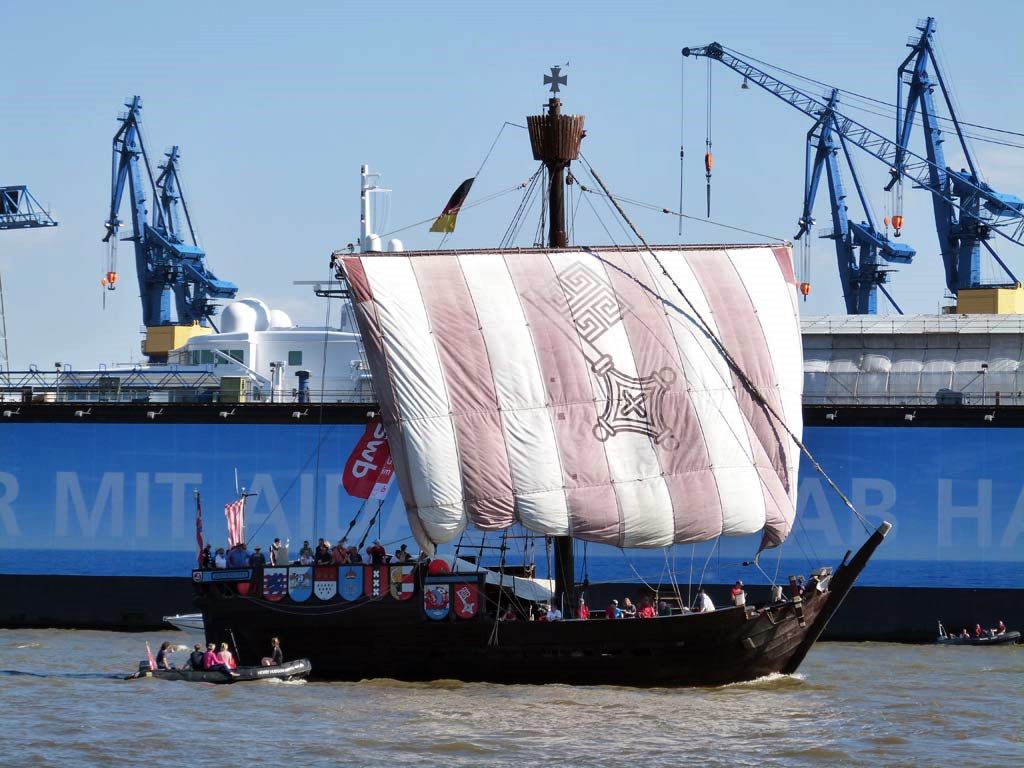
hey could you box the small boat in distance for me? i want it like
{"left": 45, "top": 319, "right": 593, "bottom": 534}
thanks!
{"left": 936, "top": 621, "right": 1020, "bottom": 646}
{"left": 126, "top": 658, "right": 311, "bottom": 683}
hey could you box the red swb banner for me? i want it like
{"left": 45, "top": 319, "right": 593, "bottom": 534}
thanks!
{"left": 342, "top": 417, "right": 394, "bottom": 500}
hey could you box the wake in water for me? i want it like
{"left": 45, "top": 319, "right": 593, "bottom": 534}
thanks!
{"left": 0, "top": 670, "right": 123, "bottom": 680}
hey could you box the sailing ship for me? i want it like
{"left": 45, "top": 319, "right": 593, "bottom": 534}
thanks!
{"left": 193, "top": 79, "right": 890, "bottom": 687}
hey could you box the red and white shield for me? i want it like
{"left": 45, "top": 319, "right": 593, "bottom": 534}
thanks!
{"left": 314, "top": 565, "right": 338, "bottom": 600}
{"left": 453, "top": 582, "right": 479, "bottom": 619}
{"left": 389, "top": 565, "right": 415, "bottom": 601}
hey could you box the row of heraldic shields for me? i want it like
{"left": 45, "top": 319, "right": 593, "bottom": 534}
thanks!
{"left": 194, "top": 565, "right": 479, "bottom": 620}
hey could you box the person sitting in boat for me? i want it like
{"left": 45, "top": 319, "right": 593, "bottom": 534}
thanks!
{"left": 577, "top": 598, "right": 590, "bottom": 620}
{"left": 366, "top": 540, "right": 387, "bottom": 565}
{"left": 657, "top": 599, "right": 672, "bottom": 617}
{"left": 298, "top": 541, "right": 314, "bottom": 565}
{"left": 500, "top": 607, "right": 518, "bottom": 621}
{"left": 213, "top": 547, "right": 227, "bottom": 568}
{"left": 547, "top": 604, "right": 563, "bottom": 621}
{"left": 203, "top": 643, "right": 237, "bottom": 677}
{"left": 996, "top": 620, "right": 1007, "bottom": 636}
{"left": 394, "top": 544, "right": 412, "bottom": 563}
{"left": 620, "top": 597, "right": 637, "bottom": 618}
{"left": 974, "top": 623, "right": 983, "bottom": 638}
{"left": 730, "top": 581, "right": 747, "bottom": 607}
{"left": 605, "top": 600, "right": 621, "bottom": 619}
{"left": 348, "top": 546, "right": 364, "bottom": 564}
{"left": 261, "top": 637, "right": 284, "bottom": 667}
{"left": 637, "top": 598, "right": 656, "bottom": 619}
{"left": 185, "top": 643, "right": 205, "bottom": 671}
{"left": 155, "top": 641, "right": 175, "bottom": 670}
{"left": 249, "top": 546, "right": 266, "bottom": 567}
{"left": 694, "top": 588, "right": 715, "bottom": 613}
{"left": 218, "top": 642, "right": 238, "bottom": 671}
{"left": 200, "top": 544, "right": 214, "bottom": 569}
{"left": 960, "top": 628, "right": 970, "bottom": 639}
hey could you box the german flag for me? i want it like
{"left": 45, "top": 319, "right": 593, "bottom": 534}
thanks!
{"left": 430, "top": 178, "right": 475, "bottom": 233}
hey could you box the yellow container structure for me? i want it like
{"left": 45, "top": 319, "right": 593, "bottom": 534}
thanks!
{"left": 143, "top": 323, "right": 213, "bottom": 360}
{"left": 956, "top": 284, "right": 1024, "bottom": 314}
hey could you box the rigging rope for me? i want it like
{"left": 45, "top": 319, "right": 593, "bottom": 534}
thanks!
{"left": 580, "top": 158, "right": 873, "bottom": 540}
{"left": 574, "top": 175, "right": 788, "bottom": 243}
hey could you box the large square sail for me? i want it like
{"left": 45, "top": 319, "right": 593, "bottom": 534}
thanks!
{"left": 340, "top": 245, "right": 802, "bottom": 553}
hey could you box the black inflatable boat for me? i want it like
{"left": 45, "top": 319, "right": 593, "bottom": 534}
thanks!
{"left": 127, "top": 658, "right": 311, "bottom": 683}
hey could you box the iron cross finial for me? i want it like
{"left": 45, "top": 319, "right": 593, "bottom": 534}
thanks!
{"left": 543, "top": 66, "right": 568, "bottom": 95}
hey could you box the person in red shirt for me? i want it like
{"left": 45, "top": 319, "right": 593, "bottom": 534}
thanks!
{"left": 637, "top": 599, "right": 656, "bottom": 619}
{"left": 577, "top": 598, "right": 590, "bottom": 620}
{"left": 730, "top": 580, "right": 746, "bottom": 607}
{"left": 974, "top": 623, "right": 983, "bottom": 637}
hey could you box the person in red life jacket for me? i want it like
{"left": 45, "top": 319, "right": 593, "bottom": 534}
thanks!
{"left": 974, "top": 623, "right": 983, "bottom": 638}
{"left": 637, "top": 598, "right": 656, "bottom": 619}
{"left": 730, "top": 580, "right": 747, "bottom": 608}
{"left": 577, "top": 598, "right": 590, "bottom": 620}
{"left": 366, "top": 540, "right": 387, "bottom": 565}
{"left": 996, "top": 620, "right": 1006, "bottom": 636}
{"left": 605, "top": 599, "right": 621, "bottom": 619}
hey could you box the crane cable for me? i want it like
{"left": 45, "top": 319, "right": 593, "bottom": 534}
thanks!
{"left": 705, "top": 58, "right": 713, "bottom": 218}
{"left": 678, "top": 53, "right": 685, "bottom": 236}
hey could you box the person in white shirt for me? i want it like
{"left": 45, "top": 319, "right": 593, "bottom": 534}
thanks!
{"left": 547, "top": 605, "right": 563, "bottom": 621}
{"left": 214, "top": 548, "right": 227, "bottom": 569}
{"left": 695, "top": 588, "right": 715, "bottom": 613}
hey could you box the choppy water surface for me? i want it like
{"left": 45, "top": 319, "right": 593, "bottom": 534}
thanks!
{"left": 0, "top": 629, "right": 1020, "bottom": 767}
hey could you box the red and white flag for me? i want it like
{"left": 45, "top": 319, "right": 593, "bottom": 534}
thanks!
{"left": 224, "top": 498, "right": 245, "bottom": 547}
{"left": 343, "top": 417, "right": 395, "bottom": 500}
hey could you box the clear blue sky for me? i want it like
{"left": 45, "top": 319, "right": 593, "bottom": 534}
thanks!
{"left": 2, "top": 0, "right": 1022, "bottom": 369}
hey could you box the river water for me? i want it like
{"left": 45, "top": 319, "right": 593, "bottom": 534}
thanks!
{"left": 1, "top": 629, "right": 1020, "bottom": 767}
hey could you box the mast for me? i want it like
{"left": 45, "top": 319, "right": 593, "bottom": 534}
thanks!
{"left": 527, "top": 67, "right": 585, "bottom": 613}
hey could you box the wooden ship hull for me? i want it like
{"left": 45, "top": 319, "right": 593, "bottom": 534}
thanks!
{"left": 196, "top": 525, "right": 888, "bottom": 688}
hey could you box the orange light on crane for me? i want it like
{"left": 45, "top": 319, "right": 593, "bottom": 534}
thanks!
{"left": 104, "top": 271, "right": 118, "bottom": 290}
{"left": 704, "top": 151, "right": 713, "bottom": 174}
{"left": 799, "top": 282, "right": 811, "bottom": 300}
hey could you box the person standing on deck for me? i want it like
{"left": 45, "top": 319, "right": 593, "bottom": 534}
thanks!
{"left": 577, "top": 598, "right": 590, "bottom": 620}
{"left": 695, "top": 588, "right": 715, "bottom": 613}
{"left": 730, "top": 581, "right": 746, "bottom": 607}
{"left": 269, "top": 538, "right": 282, "bottom": 566}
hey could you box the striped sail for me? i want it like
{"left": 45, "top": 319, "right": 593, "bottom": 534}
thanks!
{"left": 341, "top": 245, "right": 802, "bottom": 553}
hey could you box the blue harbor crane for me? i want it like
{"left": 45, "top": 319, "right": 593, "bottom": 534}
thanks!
{"left": 683, "top": 36, "right": 1024, "bottom": 313}
{"left": 103, "top": 96, "right": 237, "bottom": 363}
{"left": 796, "top": 90, "right": 915, "bottom": 314}
{"left": 893, "top": 17, "right": 1024, "bottom": 303}
{"left": 0, "top": 185, "right": 57, "bottom": 377}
